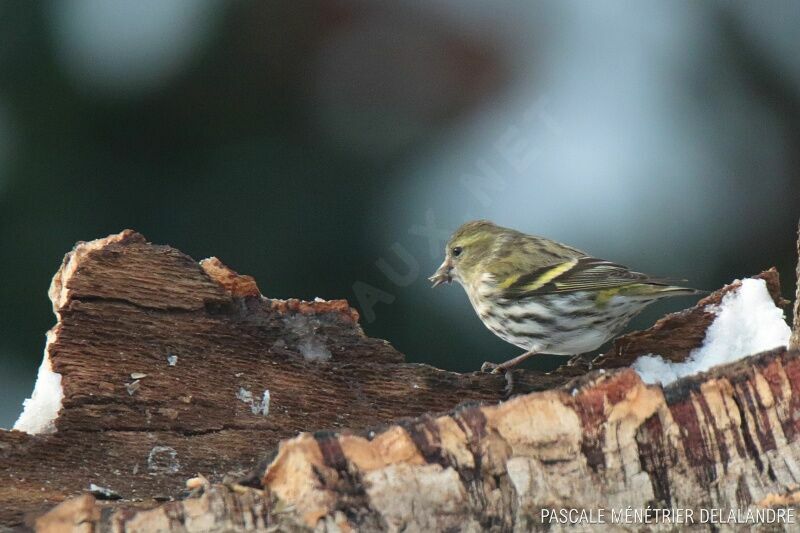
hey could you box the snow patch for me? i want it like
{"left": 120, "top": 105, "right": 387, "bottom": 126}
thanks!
{"left": 634, "top": 278, "right": 791, "bottom": 385}
{"left": 237, "top": 387, "right": 270, "bottom": 416}
{"left": 88, "top": 483, "right": 122, "bottom": 500}
{"left": 14, "top": 331, "right": 64, "bottom": 434}
{"left": 125, "top": 379, "right": 141, "bottom": 396}
{"left": 258, "top": 389, "right": 270, "bottom": 416}
{"left": 147, "top": 446, "right": 179, "bottom": 473}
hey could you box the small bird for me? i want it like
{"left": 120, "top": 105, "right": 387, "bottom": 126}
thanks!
{"left": 429, "top": 220, "right": 700, "bottom": 374}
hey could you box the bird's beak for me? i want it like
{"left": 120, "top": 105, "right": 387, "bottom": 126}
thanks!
{"left": 429, "top": 259, "right": 453, "bottom": 288}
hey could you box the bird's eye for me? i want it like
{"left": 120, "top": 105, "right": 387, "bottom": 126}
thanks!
{"left": 452, "top": 246, "right": 463, "bottom": 257}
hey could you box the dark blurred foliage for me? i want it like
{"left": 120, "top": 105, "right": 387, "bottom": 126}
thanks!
{"left": 1, "top": 1, "right": 798, "bottom": 427}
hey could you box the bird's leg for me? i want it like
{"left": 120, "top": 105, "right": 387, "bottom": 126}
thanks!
{"left": 481, "top": 348, "right": 541, "bottom": 398}
{"left": 481, "top": 348, "right": 540, "bottom": 375}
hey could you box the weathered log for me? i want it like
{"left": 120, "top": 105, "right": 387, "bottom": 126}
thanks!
{"left": 37, "top": 348, "right": 800, "bottom": 532}
{"left": 0, "top": 231, "right": 577, "bottom": 529}
{"left": 3, "top": 230, "right": 796, "bottom": 531}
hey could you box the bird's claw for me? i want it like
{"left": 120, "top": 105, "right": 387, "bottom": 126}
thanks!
{"left": 480, "top": 361, "right": 503, "bottom": 374}
{"left": 481, "top": 362, "right": 515, "bottom": 397}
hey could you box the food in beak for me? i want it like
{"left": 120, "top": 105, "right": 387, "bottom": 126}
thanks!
{"left": 429, "top": 261, "right": 452, "bottom": 288}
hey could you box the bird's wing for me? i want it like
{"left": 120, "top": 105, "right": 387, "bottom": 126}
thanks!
{"left": 498, "top": 256, "right": 669, "bottom": 298}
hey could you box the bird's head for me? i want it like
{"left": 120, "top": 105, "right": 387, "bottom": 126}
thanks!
{"left": 429, "top": 220, "right": 500, "bottom": 288}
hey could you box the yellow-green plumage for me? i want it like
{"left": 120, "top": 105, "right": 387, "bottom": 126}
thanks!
{"left": 430, "top": 220, "right": 699, "bottom": 371}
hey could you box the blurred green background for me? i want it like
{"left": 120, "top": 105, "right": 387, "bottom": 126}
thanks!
{"left": 1, "top": 1, "right": 799, "bottom": 428}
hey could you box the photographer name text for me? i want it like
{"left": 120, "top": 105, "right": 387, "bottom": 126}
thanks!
{"left": 541, "top": 507, "right": 794, "bottom": 525}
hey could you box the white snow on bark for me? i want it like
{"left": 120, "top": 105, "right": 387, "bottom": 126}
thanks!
{"left": 13, "top": 330, "right": 64, "bottom": 434}
{"left": 634, "top": 278, "right": 791, "bottom": 385}
{"left": 236, "top": 387, "right": 270, "bottom": 416}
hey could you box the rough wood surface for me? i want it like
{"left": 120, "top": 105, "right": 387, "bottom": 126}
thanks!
{"left": 4, "top": 230, "right": 795, "bottom": 531}
{"left": 0, "top": 231, "right": 576, "bottom": 529}
{"left": 37, "top": 348, "right": 800, "bottom": 532}
{"left": 258, "top": 347, "right": 800, "bottom": 531}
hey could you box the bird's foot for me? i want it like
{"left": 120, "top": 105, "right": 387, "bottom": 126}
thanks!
{"left": 481, "top": 362, "right": 515, "bottom": 398}
{"left": 480, "top": 361, "right": 504, "bottom": 374}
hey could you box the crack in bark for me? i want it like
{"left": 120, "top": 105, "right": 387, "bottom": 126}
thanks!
{"left": 731, "top": 388, "right": 765, "bottom": 475}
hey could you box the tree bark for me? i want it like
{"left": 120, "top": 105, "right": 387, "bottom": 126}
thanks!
{"left": 1, "top": 230, "right": 796, "bottom": 531}
{"left": 0, "top": 231, "right": 578, "bottom": 529}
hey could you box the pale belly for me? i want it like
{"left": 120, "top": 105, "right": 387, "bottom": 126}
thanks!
{"left": 470, "top": 290, "right": 653, "bottom": 355}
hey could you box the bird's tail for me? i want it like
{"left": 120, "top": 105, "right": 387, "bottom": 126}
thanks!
{"left": 620, "top": 280, "right": 707, "bottom": 299}
{"left": 653, "top": 285, "right": 708, "bottom": 297}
